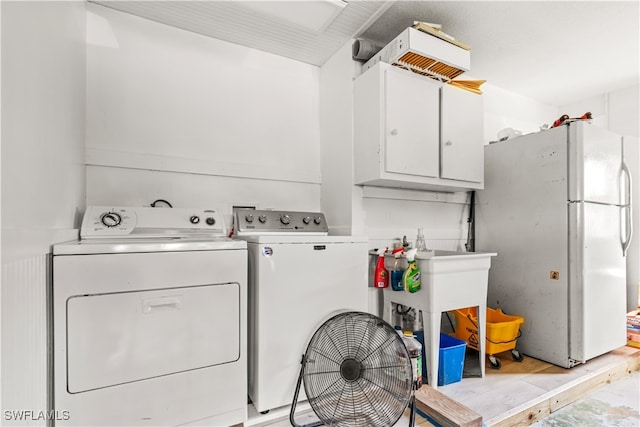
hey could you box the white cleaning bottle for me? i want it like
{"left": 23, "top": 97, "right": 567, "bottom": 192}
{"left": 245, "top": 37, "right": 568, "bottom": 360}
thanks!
{"left": 415, "top": 228, "right": 434, "bottom": 258}
{"left": 415, "top": 228, "right": 427, "bottom": 252}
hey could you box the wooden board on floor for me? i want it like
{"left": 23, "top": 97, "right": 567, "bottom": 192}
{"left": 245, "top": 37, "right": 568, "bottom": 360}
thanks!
{"left": 414, "top": 385, "right": 482, "bottom": 427}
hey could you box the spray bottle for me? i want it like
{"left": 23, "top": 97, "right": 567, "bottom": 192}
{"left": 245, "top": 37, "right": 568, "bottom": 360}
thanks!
{"left": 402, "top": 248, "right": 421, "bottom": 293}
{"left": 374, "top": 247, "right": 389, "bottom": 288}
{"left": 390, "top": 247, "right": 406, "bottom": 291}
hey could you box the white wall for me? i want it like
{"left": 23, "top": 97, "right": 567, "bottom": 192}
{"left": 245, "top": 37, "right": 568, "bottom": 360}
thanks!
{"left": 560, "top": 85, "right": 640, "bottom": 311}
{"left": 1, "top": 1, "right": 86, "bottom": 422}
{"left": 608, "top": 85, "right": 640, "bottom": 138}
{"left": 86, "top": 4, "right": 322, "bottom": 225}
{"left": 362, "top": 190, "right": 472, "bottom": 251}
{"left": 319, "top": 42, "right": 365, "bottom": 236}
{"left": 1, "top": 1, "right": 86, "bottom": 260}
{"left": 482, "top": 83, "right": 559, "bottom": 142}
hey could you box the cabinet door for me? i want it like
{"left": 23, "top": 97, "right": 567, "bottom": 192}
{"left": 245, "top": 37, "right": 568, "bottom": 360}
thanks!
{"left": 384, "top": 69, "right": 439, "bottom": 178}
{"left": 441, "top": 84, "right": 484, "bottom": 183}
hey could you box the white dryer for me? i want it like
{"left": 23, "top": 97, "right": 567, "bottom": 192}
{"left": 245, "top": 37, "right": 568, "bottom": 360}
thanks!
{"left": 53, "top": 206, "right": 247, "bottom": 426}
{"left": 234, "top": 210, "right": 368, "bottom": 414}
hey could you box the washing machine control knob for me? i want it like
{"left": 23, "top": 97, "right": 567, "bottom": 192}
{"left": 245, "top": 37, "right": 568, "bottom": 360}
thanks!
{"left": 205, "top": 217, "right": 216, "bottom": 226}
{"left": 190, "top": 215, "right": 200, "bottom": 224}
{"left": 280, "top": 214, "right": 291, "bottom": 225}
{"left": 258, "top": 215, "right": 267, "bottom": 224}
{"left": 245, "top": 214, "right": 254, "bottom": 223}
{"left": 100, "top": 212, "right": 122, "bottom": 228}
{"left": 313, "top": 216, "right": 322, "bottom": 225}
{"left": 302, "top": 216, "right": 311, "bottom": 224}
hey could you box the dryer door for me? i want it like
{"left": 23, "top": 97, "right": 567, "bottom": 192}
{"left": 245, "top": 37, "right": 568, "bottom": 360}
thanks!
{"left": 67, "top": 283, "right": 240, "bottom": 393}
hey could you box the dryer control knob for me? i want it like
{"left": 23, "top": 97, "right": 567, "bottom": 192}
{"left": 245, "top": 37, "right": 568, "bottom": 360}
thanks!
{"left": 313, "top": 216, "right": 322, "bottom": 225}
{"left": 190, "top": 215, "right": 200, "bottom": 224}
{"left": 205, "top": 217, "right": 216, "bottom": 226}
{"left": 245, "top": 214, "right": 254, "bottom": 223}
{"left": 258, "top": 215, "right": 267, "bottom": 224}
{"left": 280, "top": 214, "right": 291, "bottom": 225}
{"left": 100, "top": 212, "right": 122, "bottom": 228}
{"left": 302, "top": 216, "right": 311, "bottom": 224}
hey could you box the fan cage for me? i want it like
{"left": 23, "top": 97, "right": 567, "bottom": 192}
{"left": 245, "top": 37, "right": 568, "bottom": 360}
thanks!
{"left": 302, "top": 311, "right": 413, "bottom": 427}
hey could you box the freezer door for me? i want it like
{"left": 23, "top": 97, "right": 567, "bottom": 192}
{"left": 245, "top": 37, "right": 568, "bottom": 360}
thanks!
{"left": 568, "top": 122, "right": 623, "bottom": 205}
{"left": 568, "top": 202, "right": 627, "bottom": 362}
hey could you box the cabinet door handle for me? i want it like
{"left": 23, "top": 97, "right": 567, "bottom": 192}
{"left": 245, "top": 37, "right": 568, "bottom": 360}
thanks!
{"left": 445, "top": 140, "right": 453, "bottom": 146}
{"left": 142, "top": 296, "right": 182, "bottom": 313}
{"left": 390, "top": 129, "right": 398, "bottom": 136}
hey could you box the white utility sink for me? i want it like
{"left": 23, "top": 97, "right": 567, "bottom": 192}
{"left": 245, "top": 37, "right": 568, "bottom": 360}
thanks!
{"left": 382, "top": 250, "right": 496, "bottom": 389}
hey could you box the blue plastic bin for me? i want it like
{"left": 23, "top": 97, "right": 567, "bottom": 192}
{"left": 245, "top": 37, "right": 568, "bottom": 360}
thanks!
{"left": 413, "top": 333, "right": 467, "bottom": 423}
{"left": 438, "top": 333, "right": 466, "bottom": 386}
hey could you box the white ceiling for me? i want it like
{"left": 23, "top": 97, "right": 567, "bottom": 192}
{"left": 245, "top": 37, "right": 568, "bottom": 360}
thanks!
{"left": 361, "top": 1, "right": 640, "bottom": 107}
{"left": 91, "top": 0, "right": 639, "bottom": 107}
{"left": 91, "top": 1, "right": 392, "bottom": 65}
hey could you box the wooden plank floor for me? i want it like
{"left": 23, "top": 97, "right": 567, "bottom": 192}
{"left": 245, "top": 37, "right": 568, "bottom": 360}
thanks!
{"left": 438, "top": 345, "right": 640, "bottom": 426}
{"left": 248, "top": 345, "right": 640, "bottom": 427}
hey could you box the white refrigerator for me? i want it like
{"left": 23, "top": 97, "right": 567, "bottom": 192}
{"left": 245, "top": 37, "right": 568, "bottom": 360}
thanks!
{"left": 476, "top": 122, "right": 632, "bottom": 368}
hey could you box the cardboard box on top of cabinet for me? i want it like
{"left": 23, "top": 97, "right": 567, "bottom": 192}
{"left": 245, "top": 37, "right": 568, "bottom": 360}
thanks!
{"left": 627, "top": 310, "right": 640, "bottom": 348}
{"left": 362, "top": 26, "right": 470, "bottom": 81}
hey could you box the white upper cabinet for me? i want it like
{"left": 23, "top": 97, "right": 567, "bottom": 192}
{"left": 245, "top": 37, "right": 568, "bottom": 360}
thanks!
{"left": 354, "top": 62, "right": 484, "bottom": 192}
{"left": 384, "top": 66, "right": 440, "bottom": 178}
{"left": 440, "top": 83, "right": 484, "bottom": 183}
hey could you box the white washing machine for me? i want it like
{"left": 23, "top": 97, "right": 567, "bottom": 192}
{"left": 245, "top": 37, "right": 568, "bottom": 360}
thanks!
{"left": 52, "top": 206, "right": 247, "bottom": 426}
{"left": 234, "top": 210, "right": 368, "bottom": 414}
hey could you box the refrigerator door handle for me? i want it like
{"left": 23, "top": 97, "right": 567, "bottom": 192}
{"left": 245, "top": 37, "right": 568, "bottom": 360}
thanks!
{"left": 622, "top": 204, "right": 633, "bottom": 256}
{"left": 621, "top": 159, "right": 632, "bottom": 256}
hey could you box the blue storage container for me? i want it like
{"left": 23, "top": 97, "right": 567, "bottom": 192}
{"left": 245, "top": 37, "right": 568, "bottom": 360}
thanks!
{"left": 438, "top": 333, "right": 466, "bottom": 386}
{"left": 413, "top": 334, "right": 467, "bottom": 424}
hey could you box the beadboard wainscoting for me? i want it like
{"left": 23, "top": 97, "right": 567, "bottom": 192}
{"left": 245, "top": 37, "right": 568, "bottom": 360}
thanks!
{"left": 1, "top": 254, "right": 51, "bottom": 426}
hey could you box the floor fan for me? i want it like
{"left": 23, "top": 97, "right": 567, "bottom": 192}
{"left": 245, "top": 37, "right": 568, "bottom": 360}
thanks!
{"left": 289, "top": 311, "right": 416, "bottom": 427}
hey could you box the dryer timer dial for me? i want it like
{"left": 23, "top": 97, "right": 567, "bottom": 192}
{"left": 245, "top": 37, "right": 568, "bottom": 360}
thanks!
{"left": 100, "top": 212, "right": 122, "bottom": 228}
